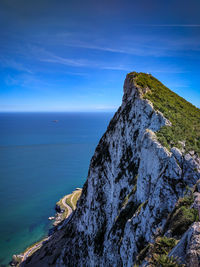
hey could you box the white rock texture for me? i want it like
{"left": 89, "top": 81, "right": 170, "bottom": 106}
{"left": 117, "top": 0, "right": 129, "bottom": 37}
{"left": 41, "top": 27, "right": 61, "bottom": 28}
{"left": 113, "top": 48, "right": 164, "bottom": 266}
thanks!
{"left": 169, "top": 222, "right": 200, "bottom": 266}
{"left": 22, "top": 74, "right": 200, "bottom": 267}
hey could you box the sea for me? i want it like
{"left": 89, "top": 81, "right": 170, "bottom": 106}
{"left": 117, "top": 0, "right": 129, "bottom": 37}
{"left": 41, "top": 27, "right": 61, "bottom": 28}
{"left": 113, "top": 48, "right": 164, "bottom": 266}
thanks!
{"left": 0, "top": 112, "right": 114, "bottom": 266}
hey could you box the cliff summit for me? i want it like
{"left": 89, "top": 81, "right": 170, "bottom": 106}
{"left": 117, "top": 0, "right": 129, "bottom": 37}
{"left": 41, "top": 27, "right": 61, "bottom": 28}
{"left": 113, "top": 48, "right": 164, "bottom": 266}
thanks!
{"left": 22, "top": 72, "right": 200, "bottom": 267}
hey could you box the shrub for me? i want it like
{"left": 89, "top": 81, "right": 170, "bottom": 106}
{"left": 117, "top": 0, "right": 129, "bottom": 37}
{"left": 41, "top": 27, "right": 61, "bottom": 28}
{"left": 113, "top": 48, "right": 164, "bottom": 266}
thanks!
{"left": 137, "top": 236, "right": 182, "bottom": 266}
{"left": 147, "top": 237, "right": 183, "bottom": 266}
{"left": 127, "top": 72, "right": 200, "bottom": 155}
{"left": 153, "top": 254, "right": 184, "bottom": 267}
{"left": 153, "top": 236, "right": 178, "bottom": 255}
{"left": 164, "top": 195, "right": 198, "bottom": 237}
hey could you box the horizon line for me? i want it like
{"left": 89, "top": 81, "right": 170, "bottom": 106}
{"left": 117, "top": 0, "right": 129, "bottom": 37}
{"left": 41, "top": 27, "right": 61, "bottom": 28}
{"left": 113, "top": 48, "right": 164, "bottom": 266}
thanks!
{"left": 136, "top": 24, "right": 200, "bottom": 27}
{"left": 0, "top": 110, "right": 116, "bottom": 113}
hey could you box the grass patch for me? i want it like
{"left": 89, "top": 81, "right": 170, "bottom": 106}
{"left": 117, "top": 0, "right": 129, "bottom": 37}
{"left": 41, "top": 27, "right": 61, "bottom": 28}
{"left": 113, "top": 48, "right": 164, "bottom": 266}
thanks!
{"left": 65, "top": 189, "right": 82, "bottom": 210}
{"left": 56, "top": 190, "right": 82, "bottom": 220}
{"left": 146, "top": 237, "right": 183, "bottom": 266}
{"left": 23, "top": 238, "right": 45, "bottom": 254}
{"left": 56, "top": 198, "right": 66, "bottom": 210}
{"left": 61, "top": 209, "right": 68, "bottom": 219}
{"left": 65, "top": 195, "right": 74, "bottom": 210}
{"left": 122, "top": 186, "right": 136, "bottom": 208}
{"left": 127, "top": 72, "right": 200, "bottom": 155}
{"left": 153, "top": 236, "right": 178, "bottom": 255}
{"left": 152, "top": 254, "right": 184, "bottom": 267}
{"left": 72, "top": 191, "right": 82, "bottom": 208}
{"left": 135, "top": 236, "right": 182, "bottom": 266}
{"left": 135, "top": 200, "right": 148, "bottom": 215}
{"left": 164, "top": 195, "right": 199, "bottom": 237}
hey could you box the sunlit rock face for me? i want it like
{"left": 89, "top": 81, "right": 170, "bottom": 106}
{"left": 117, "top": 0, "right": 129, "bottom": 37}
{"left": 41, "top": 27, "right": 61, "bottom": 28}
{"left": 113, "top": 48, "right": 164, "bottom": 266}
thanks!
{"left": 169, "top": 222, "right": 200, "bottom": 266}
{"left": 23, "top": 74, "right": 200, "bottom": 267}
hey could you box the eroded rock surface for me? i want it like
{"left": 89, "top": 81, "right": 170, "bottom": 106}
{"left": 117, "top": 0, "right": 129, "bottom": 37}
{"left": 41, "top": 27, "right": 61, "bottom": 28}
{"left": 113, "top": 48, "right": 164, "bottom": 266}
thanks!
{"left": 169, "top": 222, "right": 200, "bottom": 266}
{"left": 22, "top": 73, "right": 200, "bottom": 267}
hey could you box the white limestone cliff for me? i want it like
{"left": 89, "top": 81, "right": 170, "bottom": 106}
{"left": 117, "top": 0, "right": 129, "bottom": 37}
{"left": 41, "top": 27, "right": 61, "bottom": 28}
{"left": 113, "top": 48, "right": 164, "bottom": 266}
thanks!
{"left": 22, "top": 73, "right": 200, "bottom": 267}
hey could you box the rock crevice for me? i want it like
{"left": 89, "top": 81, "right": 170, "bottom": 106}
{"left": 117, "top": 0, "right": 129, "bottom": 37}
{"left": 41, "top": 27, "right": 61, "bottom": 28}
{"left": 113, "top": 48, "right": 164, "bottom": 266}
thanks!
{"left": 22, "top": 73, "right": 200, "bottom": 267}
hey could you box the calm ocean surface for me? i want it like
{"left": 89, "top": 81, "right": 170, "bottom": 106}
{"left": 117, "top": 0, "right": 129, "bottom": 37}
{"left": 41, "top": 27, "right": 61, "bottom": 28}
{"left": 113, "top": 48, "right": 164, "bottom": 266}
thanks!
{"left": 0, "top": 112, "right": 113, "bottom": 266}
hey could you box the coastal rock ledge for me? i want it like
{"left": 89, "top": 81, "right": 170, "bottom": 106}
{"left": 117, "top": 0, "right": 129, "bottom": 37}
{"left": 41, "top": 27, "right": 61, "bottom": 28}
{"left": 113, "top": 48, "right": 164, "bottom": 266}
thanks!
{"left": 22, "top": 72, "right": 200, "bottom": 267}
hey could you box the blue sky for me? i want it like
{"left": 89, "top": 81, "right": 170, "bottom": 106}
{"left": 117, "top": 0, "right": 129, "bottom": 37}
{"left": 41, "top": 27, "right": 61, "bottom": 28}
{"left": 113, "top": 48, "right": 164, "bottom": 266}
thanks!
{"left": 0, "top": 0, "right": 200, "bottom": 111}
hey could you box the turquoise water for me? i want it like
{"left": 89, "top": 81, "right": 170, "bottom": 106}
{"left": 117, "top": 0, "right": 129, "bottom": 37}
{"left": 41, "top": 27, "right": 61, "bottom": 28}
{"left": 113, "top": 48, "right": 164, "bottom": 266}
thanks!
{"left": 0, "top": 112, "right": 113, "bottom": 266}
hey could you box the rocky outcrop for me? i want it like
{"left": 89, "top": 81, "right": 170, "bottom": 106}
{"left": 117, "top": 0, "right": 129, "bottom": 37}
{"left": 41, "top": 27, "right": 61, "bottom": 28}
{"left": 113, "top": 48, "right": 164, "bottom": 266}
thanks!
{"left": 169, "top": 222, "right": 200, "bottom": 266}
{"left": 167, "top": 179, "right": 200, "bottom": 266}
{"left": 22, "top": 73, "right": 200, "bottom": 267}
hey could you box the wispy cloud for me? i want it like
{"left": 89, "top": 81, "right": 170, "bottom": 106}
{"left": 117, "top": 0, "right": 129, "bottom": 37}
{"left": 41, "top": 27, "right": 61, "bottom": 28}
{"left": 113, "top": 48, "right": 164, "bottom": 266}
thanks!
{"left": 34, "top": 46, "right": 129, "bottom": 70}
{"left": 62, "top": 71, "right": 89, "bottom": 77}
{"left": 27, "top": 45, "right": 90, "bottom": 68}
{"left": 4, "top": 72, "right": 61, "bottom": 91}
{"left": 40, "top": 54, "right": 87, "bottom": 67}
{"left": 0, "top": 58, "right": 33, "bottom": 73}
{"left": 41, "top": 54, "right": 186, "bottom": 74}
{"left": 51, "top": 31, "right": 200, "bottom": 58}
{"left": 5, "top": 75, "right": 20, "bottom": 86}
{"left": 62, "top": 42, "right": 132, "bottom": 54}
{"left": 26, "top": 44, "right": 186, "bottom": 74}
{"left": 101, "top": 65, "right": 130, "bottom": 71}
{"left": 42, "top": 55, "right": 129, "bottom": 71}
{"left": 60, "top": 39, "right": 163, "bottom": 57}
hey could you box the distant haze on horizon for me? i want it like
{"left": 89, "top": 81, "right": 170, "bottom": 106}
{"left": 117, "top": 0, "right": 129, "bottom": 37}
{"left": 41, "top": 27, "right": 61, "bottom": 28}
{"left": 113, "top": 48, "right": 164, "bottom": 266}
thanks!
{"left": 0, "top": 0, "right": 200, "bottom": 111}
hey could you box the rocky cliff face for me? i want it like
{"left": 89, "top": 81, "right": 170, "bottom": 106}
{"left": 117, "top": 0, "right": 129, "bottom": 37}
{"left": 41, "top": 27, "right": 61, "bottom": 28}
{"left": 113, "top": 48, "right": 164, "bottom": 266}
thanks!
{"left": 23, "top": 73, "right": 200, "bottom": 267}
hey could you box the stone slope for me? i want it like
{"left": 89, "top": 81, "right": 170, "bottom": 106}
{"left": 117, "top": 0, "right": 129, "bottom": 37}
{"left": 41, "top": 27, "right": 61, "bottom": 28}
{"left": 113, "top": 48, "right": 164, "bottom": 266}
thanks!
{"left": 23, "top": 72, "right": 200, "bottom": 267}
{"left": 169, "top": 222, "right": 200, "bottom": 266}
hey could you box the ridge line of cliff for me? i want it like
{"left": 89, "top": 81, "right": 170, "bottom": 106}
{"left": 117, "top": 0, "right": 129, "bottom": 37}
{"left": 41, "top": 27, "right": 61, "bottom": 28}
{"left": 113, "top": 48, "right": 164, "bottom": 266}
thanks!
{"left": 21, "top": 72, "right": 200, "bottom": 267}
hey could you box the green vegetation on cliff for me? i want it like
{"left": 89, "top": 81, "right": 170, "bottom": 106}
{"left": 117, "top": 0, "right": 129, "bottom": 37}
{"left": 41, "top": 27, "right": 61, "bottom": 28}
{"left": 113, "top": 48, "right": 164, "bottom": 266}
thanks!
{"left": 128, "top": 72, "right": 200, "bottom": 154}
{"left": 164, "top": 193, "right": 199, "bottom": 237}
{"left": 135, "top": 236, "right": 182, "bottom": 266}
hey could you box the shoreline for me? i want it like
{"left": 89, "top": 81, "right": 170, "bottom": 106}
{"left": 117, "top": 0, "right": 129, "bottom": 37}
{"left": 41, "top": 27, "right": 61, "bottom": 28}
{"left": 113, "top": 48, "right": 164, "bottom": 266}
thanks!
{"left": 10, "top": 188, "right": 82, "bottom": 267}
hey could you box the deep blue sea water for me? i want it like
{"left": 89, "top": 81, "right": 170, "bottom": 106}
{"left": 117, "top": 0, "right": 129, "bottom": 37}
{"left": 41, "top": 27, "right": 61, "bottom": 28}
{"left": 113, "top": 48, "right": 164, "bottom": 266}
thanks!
{"left": 0, "top": 112, "right": 113, "bottom": 266}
